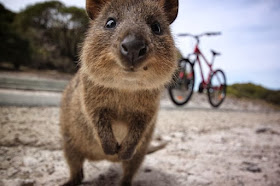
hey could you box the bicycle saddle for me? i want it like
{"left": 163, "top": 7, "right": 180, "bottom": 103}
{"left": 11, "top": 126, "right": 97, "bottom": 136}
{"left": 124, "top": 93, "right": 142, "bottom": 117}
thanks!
{"left": 211, "top": 50, "right": 221, "bottom": 56}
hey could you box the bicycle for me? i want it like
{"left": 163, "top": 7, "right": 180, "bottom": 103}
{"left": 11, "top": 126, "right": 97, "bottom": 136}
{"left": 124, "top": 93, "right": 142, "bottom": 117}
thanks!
{"left": 168, "top": 32, "right": 227, "bottom": 108}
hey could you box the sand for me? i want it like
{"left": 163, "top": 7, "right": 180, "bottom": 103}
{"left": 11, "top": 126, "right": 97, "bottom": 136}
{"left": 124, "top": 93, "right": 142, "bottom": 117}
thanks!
{"left": 1, "top": 93, "right": 280, "bottom": 186}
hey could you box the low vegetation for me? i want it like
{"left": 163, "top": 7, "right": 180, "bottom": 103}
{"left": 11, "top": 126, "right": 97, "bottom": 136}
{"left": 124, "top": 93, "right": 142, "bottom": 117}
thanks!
{"left": 227, "top": 83, "right": 280, "bottom": 106}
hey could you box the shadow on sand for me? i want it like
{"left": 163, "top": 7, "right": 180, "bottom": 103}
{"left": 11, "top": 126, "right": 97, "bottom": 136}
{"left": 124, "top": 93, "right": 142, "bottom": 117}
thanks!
{"left": 80, "top": 164, "right": 182, "bottom": 186}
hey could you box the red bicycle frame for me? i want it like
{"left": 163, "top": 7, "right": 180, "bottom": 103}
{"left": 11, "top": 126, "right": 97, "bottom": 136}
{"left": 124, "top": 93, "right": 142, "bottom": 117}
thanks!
{"left": 178, "top": 32, "right": 222, "bottom": 90}
{"left": 194, "top": 44, "right": 214, "bottom": 89}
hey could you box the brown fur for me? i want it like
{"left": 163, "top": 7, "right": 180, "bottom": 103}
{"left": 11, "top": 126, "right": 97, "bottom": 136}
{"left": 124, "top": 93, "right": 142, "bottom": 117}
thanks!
{"left": 60, "top": 0, "right": 178, "bottom": 185}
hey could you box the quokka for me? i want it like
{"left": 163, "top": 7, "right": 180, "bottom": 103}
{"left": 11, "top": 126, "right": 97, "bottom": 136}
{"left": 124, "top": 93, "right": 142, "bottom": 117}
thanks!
{"left": 60, "top": 0, "right": 178, "bottom": 185}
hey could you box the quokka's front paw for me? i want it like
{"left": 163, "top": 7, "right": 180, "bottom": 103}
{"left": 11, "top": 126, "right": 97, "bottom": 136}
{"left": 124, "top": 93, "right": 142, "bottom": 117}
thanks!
{"left": 101, "top": 140, "right": 120, "bottom": 155}
{"left": 118, "top": 145, "right": 136, "bottom": 161}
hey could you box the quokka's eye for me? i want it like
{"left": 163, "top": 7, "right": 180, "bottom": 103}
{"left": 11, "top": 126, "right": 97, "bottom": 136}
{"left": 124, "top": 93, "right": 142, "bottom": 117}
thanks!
{"left": 105, "top": 18, "right": 117, "bottom": 29}
{"left": 151, "top": 22, "right": 162, "bottom": 35}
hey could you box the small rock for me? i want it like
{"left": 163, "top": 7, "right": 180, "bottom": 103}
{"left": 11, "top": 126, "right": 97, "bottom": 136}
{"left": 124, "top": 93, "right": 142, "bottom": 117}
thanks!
{"left": 246, "top": 166, "right": 261, "bottom": 173}
{"left": 242, "top": 162, "right": 262, "bottom": 173}
{"left": 21, "top": 179, "right": 35, "bottom": 186}
{"left": 256, "top": 128, "right": 269, "bottom": 133}
{"left": 256, "top": 128, "right": 280, "bottom": 135}
{"left": 144, "top": 168, "right": 152, "bottom": 173}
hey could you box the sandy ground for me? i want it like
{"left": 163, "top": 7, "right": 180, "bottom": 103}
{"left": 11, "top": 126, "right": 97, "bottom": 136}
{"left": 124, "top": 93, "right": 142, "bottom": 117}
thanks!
{"left": 1, "top": 93, "right": 280, "bottom": 186}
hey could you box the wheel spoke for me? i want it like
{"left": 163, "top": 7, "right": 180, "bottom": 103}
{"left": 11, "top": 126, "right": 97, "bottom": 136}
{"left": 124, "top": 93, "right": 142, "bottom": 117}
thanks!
{"left": 168, "top": 60, "right": 195, "bottom": 106}
{"left": 207, "top": 70, "right": 226, "bottom": 107}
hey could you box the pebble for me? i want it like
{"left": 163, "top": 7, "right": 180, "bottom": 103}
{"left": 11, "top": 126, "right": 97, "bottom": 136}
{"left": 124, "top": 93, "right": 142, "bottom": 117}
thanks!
{"left": 246, "top": 166, "right": 262, "bottom": 173}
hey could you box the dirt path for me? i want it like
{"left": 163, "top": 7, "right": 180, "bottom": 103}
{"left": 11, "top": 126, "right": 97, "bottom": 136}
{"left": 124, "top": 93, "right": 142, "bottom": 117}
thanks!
{"left": 1, "top": 95, "right": 280, "bottom": 186}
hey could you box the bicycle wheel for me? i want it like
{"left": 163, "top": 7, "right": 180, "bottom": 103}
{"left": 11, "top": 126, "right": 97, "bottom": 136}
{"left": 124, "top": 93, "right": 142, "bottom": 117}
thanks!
{"left": 207, "top": 69, "right": 226, "bottom": 107}
{"left": 168, "top": 59, "right": 195, "bottom": 106}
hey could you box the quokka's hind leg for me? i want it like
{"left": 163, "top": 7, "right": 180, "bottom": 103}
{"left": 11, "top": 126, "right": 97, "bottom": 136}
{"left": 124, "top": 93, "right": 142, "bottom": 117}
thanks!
{"left": 120, "top": 121, "right": 155, "bottom": 186}
{"left": 120, "top": 128, "right": 154, "bottom": 186}
{"left": 62, "top": 142, "right": 85, "bottom": 186}
{"left": 120, "top": 149, "right": 146, "bottom": 186}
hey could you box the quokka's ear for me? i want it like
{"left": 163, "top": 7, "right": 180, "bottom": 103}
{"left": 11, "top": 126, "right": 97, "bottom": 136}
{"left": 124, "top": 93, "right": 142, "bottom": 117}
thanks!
{"left": 160, "top": 0, "right": 179, "bottom": 24}
{"left": 86, "top": 0, "right": 110, "bottom": 20}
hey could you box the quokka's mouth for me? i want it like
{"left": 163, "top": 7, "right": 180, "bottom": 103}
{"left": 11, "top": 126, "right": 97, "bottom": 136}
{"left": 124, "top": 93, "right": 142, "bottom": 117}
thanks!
{"left": 123, "top": 66, "right": 135, "bottom": 72}
{"left": 122, "top": 65, "right": 148, "bottom": 72}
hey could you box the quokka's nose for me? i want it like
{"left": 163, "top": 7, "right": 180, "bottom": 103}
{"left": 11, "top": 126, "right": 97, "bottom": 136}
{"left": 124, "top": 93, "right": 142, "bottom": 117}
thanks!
{"left": 120, "top": 35, "right": 148, "bottom": 67}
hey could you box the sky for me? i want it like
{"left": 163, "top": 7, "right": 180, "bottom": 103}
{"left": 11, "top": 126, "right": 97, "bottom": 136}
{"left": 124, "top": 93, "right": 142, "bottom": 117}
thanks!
{"left": 1, "top": 0, "right": 280, "bottom": 90}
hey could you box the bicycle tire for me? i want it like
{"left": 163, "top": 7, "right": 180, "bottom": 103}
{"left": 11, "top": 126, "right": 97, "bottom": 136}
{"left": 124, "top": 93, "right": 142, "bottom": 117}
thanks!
{"left": 168, "top": 59, "right": 195, "bottom": 106}
{"left": 207, "top": 69, "right": 227, "bottom": 108}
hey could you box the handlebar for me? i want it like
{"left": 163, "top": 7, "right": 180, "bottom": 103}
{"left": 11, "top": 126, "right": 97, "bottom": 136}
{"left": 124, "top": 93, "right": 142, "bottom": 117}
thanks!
{"left": 204, "top": 32, "right": 221, "bottom": 36}
{"left": 178, "top": 32, "right": 221, "bottom": 38}
{"left": 177, "top": 32, "right": 221, "bottom": 43}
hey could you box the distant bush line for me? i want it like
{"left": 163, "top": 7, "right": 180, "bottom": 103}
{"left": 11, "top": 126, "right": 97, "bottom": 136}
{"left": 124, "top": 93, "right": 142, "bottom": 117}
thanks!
{"left": 0, "top": 1, "right": 89, "bottom": 73}
{"left": 227, "top": 83, "right": 280, "bottom": 106}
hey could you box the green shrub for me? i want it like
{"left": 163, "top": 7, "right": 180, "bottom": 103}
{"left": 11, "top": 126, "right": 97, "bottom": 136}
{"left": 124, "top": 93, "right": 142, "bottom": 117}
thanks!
{"left": 227, "top": 83, "right": 280, "bottom": 106}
